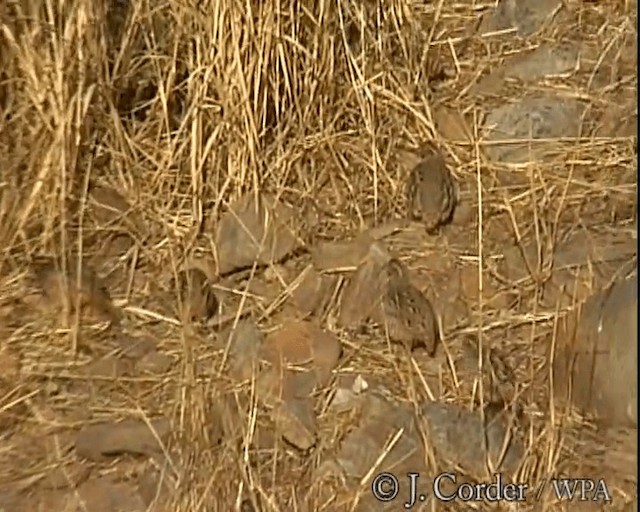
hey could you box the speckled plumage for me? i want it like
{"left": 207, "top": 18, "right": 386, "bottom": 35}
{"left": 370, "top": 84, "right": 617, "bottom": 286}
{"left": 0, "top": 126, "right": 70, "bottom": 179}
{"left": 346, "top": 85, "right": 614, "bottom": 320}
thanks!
{"left": 377, "top": 259, "right": 438, "bottom": 354}
{"left": 174, "top": 268, "right": 218, "bottom": 322}
{"left": 405, "top": 150, "right": 456, "bottom": 232}
{"left": 32, "top": 256, "right": 121, "bottom": 325}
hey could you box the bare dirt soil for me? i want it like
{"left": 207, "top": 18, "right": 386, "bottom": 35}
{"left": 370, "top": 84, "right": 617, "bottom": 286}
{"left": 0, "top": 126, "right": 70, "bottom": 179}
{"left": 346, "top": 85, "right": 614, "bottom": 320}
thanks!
{"left": 0, "top": 0, "right": 636, "bottom": 511}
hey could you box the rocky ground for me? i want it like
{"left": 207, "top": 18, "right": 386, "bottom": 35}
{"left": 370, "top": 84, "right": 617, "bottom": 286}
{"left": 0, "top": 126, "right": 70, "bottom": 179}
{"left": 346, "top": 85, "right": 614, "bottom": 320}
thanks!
{"left": 0, "top": 0, "right": 637, "bottom": 510}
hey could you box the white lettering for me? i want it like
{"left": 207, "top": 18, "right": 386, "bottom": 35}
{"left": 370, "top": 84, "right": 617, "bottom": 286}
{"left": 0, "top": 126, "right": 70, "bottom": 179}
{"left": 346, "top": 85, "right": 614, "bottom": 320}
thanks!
{"left": 551, "top": 479, "right": 612, "bottom": 503}
{"left": 433, "top": 473, "right": 527, "bottom": 503}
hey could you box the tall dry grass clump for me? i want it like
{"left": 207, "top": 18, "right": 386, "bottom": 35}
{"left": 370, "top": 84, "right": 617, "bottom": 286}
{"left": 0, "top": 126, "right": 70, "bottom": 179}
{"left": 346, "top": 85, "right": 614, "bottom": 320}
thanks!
{"left": 0, "top": 0, "right": 455, "bottom": 257}
{"left": 0, "top": 0, "right": 460, "bottom": 508}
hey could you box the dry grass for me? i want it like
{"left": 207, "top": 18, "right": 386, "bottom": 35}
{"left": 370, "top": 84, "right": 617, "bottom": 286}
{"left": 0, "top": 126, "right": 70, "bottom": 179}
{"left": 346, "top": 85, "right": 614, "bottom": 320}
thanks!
{"left": 0, "top": 0, "right": 636, "bottom": 510}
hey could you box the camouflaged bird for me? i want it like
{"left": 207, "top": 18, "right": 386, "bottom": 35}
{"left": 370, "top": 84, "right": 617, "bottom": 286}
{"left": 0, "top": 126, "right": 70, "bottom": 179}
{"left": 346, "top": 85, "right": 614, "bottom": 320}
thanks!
{"left": 174, "top": 268, "right": 218, "bottom": 323}
{"left": 32, "top": 256, "right": 122, "bottom": 326}
{"left": 377, "top": 259, "right": 439, "bottom": 354}
{"left": 405, "top": 147, "right": 457, "bottom": 233}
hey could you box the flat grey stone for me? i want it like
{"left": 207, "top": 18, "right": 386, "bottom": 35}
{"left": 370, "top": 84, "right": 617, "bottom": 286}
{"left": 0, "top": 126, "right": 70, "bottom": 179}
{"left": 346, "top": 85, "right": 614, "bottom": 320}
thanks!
{"left": 554, "top": 274, "right": 638, "bottom": 428}
{"left": 472, "top": 41, "right": 580, "bottom": 95}
{"left": 420, "top": 401, "right": 524, "bottom": 477}
{"left": 482, "top": 94, "right": 586, "bottom": 164}
{"left": 479, "top": 0, "right": 565, "bottom": 38}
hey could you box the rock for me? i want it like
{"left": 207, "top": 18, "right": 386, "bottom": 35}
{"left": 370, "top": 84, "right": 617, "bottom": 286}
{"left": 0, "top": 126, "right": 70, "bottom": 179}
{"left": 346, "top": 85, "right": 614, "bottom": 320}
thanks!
{"left": 482, "top": 94, "right": 585, "bottom": 164}
{"left": 255, "top": 321, "right": 341, "bottom": 450}
{"left": 75, "top": 417, "right": 171, "bottom": 460}
{"left": 76, "top": 477, "right": 147, "bottom": 512}
{"left": 478, "top": 0, "right": 565, "bottom": 38}
{"left": 553, "top": 274, "right": 637, "bottom": 428}
{"left": 310, "top": 236, "right": 373, "bottom": 272}
{"left": 0, "top": 347, "right": 20, "bottom": 378}
{"left": 499, "top": 229, "right": 636, "bottom": 307}
{"left": 215, "top": 192, "right": 300, "bottom": 274}
{"left": 289, "top": 265, "right": 336, "bottom": 318}
{"left": 135, "top": 350, "right": 173, "bottom": 375}
{"left": 472, "top": 41, "right": 580, "bottom": 95}
{"left": 138, "top": 460, "right": 177, "bottom": 508}
{"left": 310, "top": 221, "right": 406, "bottom": 272}
{"left": 254, "top": 364, "right": 301, "bottom": 405}
{"left": 216, "top": 392, "right": 280, "bottom": 450}
{"left": 273, "top": 397, "right": 318, "bottom": 450}
{"left": 115, "top": 333, "right": 157, "bottom": 360}
{"left": 18, "top": 473, "right": 145, "bottom": 511}
{"left": 83, "top": 355, "right": 134, "bottom": 378}
{"left": 327, "top": 374, "right": 371, "bottom": 413}
{"left": 0, "top": 348, "right": 25, "bottom": 432}
{"left": 338, "top": 242, "right": 391, "bottom": 328}
{"left": 335, "top": 393, "right": 424, "bottom": 479}
{"left": 420, "top": 401, "right": 524, "bottom": 478}
{"left": 0, "top": 488, "right": 22, "bottom": 511}
{"left": 260, "top": 320, "right": 342, "bottom": 392}
{"left": 595, "top": 94, "right": 638, "bottom": 139}
{"left": 0, "top": 379, "right": 27, "bottom": 433}
{"left": 432, "top": 105, "right": 472, "bottom": 143}
{"left": 221, "top": 319, "right": 264, "bottom": 382}
{"left": 88, "top": 182, "right": 146, "bottom": 237}
{"left": 98, "top": 233, "right": 136, "bottom": 260}
{"left": 458, "top": 265, "right": 510, "bottom": 310}
{"left": 41, "top": 461, "right": 91, "bottom": 490}
{"left": 601, "top": 428, "right": 637, "bottom": 482}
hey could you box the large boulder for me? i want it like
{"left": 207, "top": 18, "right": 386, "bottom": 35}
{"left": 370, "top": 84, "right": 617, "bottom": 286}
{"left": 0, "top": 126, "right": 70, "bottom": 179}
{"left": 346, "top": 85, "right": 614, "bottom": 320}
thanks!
{"left": 553, "top": 274, "right": 637, "bottom": 428}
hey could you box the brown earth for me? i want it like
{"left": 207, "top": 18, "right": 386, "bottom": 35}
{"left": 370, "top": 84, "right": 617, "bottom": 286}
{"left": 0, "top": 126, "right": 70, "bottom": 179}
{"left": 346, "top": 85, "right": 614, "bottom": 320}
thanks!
{"left": 0, "top": 0, "right": 636, "bottom": 511}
